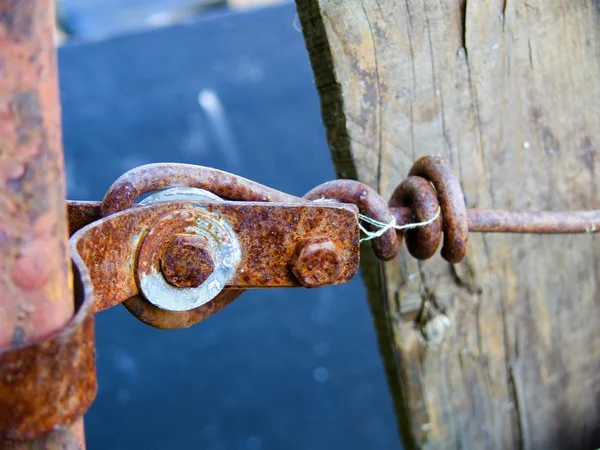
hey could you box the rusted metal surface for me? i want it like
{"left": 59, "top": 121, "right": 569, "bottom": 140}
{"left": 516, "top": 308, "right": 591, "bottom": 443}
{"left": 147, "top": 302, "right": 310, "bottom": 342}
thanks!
{"left": 71, "top": 200, "right": 359, "bottom": 327}
{"left": 0, "top": 264, "right": 96, "bottom": 442}
{"left": 68, "top": 201, "right": 100, "bottom": 236}
{"left": 161, "top": 234, "right": 215, "bottom": 288}
{"left": 0, "top": 0, "right": 91, "bottom": 447}
{"left": 290, "top": 238, "right": 344, "bottom": 288}
{"left": 95, "top": 163, "right": 316, "bottom": 327}
{"left": 64, "top": 157, "right": 600, "bottom": 297}
{"left": 4, "top": 0, "right": 596, "bottom": 443}
{"left": 388, "top": 207, "right": 600, "bottom": 235}
{"left": 389, "top": 176, "right": 442, "bottom": 260}
{"left": 464, "top": 209, "right": 600, "bottom": 233}
{"left": 135, "top": 208, "right": 242, "bottom": 312}
{"left": 59, "top": 156, "right": 600, "bottom": 329}
{"left": 67, "top": 157, "right": 600, "bottom": 278}
{"left": 304, "top": 180, "right": 398, "bottom": 261}
{"left": 100, "top": 162, "right": 305, "bottom": 217}
{"left": 123, "top": 290, "right": 244, "bottom": 330}
{"left": 0, "top": 0, "right": 73, "bottom": 346}
{"left": 405, "top": 156, "right": 468, "bottom": 263}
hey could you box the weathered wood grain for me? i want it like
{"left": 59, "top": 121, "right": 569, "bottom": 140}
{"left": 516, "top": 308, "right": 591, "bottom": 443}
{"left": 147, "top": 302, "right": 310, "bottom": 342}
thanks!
{"left": 296, "top": 1, "right": 600, "bottom": 449}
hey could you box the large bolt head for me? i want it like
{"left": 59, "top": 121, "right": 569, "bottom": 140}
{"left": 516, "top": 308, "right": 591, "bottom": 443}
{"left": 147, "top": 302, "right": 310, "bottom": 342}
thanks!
{"left": 290, "top": 238, "right": 342, "bottom": 288}
{"left": 160, "top": 234, "right": 215, "bottom": 288}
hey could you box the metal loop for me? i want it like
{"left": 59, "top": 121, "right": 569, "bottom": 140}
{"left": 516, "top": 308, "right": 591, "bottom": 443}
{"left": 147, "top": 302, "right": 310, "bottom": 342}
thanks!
{"left": 304, "top": 180, "right": 398, "bottom": 261}
{"left": 407, "top": 156, "right": 468, "bottom": 263}
{"left": 100, "top": 163, "right": 304, "bottom": 217}
{"left": 0, "top": 263, "right": 96, "bottom": 440}
{"left": 389, "top": 176, "right": 442, "bottom": 260}
{"left": 305, "top": 156, "right": 468, "bottom": 263}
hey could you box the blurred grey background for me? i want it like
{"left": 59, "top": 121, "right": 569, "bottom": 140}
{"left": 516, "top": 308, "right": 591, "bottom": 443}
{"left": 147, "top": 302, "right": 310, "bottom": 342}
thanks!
{"left": 58, "top": 2, "right": 402, "bottom": 449}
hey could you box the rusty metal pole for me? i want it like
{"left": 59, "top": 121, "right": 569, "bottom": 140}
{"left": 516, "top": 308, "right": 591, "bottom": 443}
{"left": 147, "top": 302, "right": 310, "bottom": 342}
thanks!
{"left": 0, "top": 0, "right": 85, "bottom": 448}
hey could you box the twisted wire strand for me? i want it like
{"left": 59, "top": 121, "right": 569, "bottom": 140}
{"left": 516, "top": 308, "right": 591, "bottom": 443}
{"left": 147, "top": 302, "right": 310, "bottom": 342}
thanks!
{"left": 304, "top": 180, "right": 399, "bottom": 261}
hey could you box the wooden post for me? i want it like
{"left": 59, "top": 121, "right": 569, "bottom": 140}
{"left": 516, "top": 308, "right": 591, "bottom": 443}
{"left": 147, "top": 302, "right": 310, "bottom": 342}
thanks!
{"left": 296, "top": 1, "right": 600, "bottom": 449}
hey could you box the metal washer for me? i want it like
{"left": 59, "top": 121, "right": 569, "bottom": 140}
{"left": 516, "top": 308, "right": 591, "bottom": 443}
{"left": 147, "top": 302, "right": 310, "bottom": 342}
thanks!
{"left": 137, "top": 187, "right": 242, "bottom": 312}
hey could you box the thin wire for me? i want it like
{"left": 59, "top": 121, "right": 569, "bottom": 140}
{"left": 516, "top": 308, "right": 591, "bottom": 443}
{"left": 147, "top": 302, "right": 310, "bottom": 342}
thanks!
{"left": 358, "top": 208, "right": 441, "bottom": 242}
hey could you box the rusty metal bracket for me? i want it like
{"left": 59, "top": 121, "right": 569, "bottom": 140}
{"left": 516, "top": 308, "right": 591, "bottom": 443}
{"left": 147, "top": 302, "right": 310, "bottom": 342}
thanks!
{"left": 0, "top": 264, "right": 97, "bottom": 442}
{"left": 71, "top": 199, "right": 359, "bottom": 307}
{"left": 65, "top": 163, "right": 364, "bottom": 329}
{"left": 70, "top": 197, "right": 358, "bottom": 328}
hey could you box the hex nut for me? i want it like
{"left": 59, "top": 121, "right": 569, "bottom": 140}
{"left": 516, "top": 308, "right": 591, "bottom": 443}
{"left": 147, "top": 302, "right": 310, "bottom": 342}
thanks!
{"left": 160, "top": 234, "right": 215, "bottom": 288}
{"left": 290, "top": 238, "right": 342, "bottom": 288}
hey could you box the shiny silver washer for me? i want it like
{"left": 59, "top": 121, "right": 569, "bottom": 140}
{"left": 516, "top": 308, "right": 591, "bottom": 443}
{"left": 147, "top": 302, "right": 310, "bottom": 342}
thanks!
{"left": 139, "top": 187, "right": 241, "bottom": 312}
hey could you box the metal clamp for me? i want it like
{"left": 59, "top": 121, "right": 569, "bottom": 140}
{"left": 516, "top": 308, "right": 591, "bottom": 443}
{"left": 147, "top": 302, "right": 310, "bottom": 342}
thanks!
{"left": 70, "top": 198, "right": 359, "bottom": 329}
{"left": 65, "top": 156, "right": 600, "bottom": 330}
{"left": 0, "top": 264, "right": 97, "bottom": 441}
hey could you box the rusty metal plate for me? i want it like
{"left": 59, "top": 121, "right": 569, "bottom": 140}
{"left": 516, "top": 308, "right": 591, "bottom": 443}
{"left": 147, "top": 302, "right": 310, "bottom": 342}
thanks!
{"left": 68, "top": 201, "right": 100, "bottom": 237}
{"left": 70, "top": 200, "right": 359, "bottom": 313}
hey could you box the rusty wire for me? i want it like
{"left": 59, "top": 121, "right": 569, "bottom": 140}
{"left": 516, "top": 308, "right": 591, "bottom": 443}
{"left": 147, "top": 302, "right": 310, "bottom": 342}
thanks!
{"left": 306, "top": 155, "right": 600, "bottom": 264}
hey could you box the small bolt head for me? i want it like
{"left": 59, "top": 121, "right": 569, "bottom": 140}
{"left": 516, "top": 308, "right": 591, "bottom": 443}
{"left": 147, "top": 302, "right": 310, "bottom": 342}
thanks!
{"left": 160, "top": 234, "right": 215, "bottom": 288}
{"left": 290, "top": 238, "right": 342, "bottom": 288}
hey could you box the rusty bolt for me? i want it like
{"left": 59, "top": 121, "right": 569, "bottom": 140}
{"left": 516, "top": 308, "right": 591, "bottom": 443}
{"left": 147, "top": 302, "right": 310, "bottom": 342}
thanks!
{"left": 290, "top": 238, "right": 343, "bottom": 288}
{"left": 160, "top": 234, "right": 215, "bottom": 288}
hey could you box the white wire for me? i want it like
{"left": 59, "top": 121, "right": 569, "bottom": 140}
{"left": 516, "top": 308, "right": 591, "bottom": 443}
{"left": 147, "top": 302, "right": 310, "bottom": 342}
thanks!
{"left": 309, "top": 196, "right": 440, "bottom": 243}
{"left": 358, "top": 208, "right": 441, "bottom": 242}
